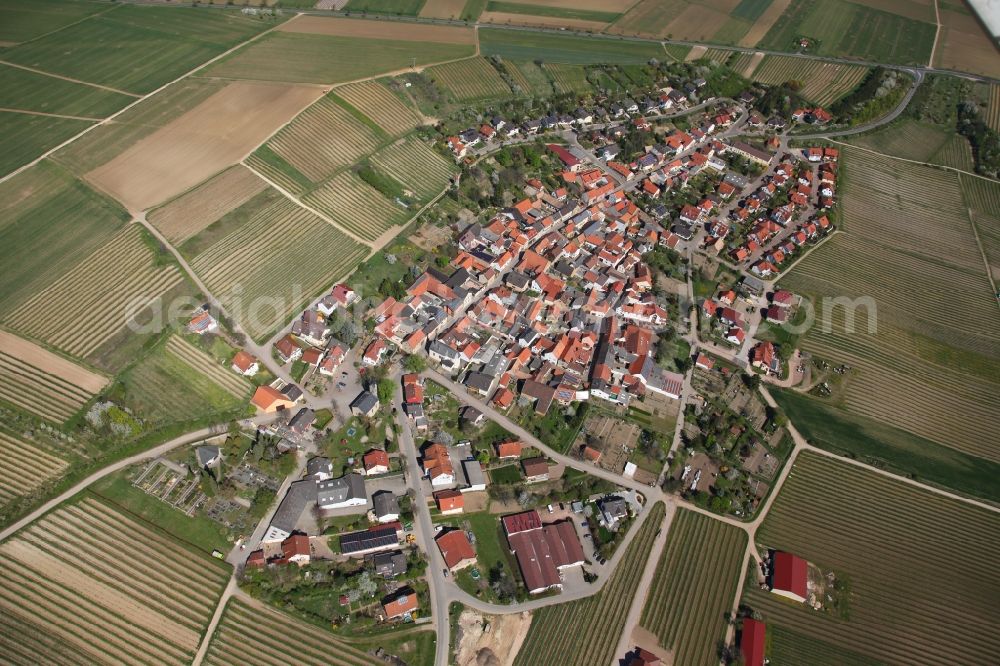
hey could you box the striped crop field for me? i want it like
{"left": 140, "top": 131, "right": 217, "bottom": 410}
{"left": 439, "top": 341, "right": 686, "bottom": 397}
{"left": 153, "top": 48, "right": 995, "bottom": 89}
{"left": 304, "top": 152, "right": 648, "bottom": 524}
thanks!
{"left": 190, "top": 196, "right": 366, "bottom": 341}
{"left": 509, "top": 60, "right": 553, "bottom": 96}
{"left": 745, "top": 452, "right": 1000, "bottom": 666}
{"left": 514, "top": 502, "right": 666, "bottom": 666}
{"left": 164, "top": 336, "right": 251, "bottom": 399}
{"left": 779, "top": 148, "right": 1000, "bottom": 461}
{"left": 689, "top": 47, "right": 734, "bottom": 64}
{"left": 4, "top": 225, "right": 183, "bottom": 360}
{"left": 750, "top": 56, "right": 869, "bottom": 106}
{"left": 370, "top": 137, "right": 457, "bottom": 201}
{"left": 334, "top": 81, "right": 421, "bottom": 135}
{"left": 728, "top": 51, "right": 762, "bottom": 77}
{"left": 544, "top": 63, "right": 591, "bottom": 94}
{"left": 0, "top": 329, "right": 108, "bottom": 423}
{"left": 932, "top": 133, "right": 974, "bottom": 171}
{"left": 986, "top": 84, "right": 1000, "bottom": 132}
{"left": 302, "top": 171, "right": 409, "bottom": 243}
{"left": 0, "top": 497, "right": 229, "bottom": 665}
{"left": 0, "top": 431, "right": 68, "bottom": 508}
{"left": 960, "top": 174, "right": 1000, "bottom": 283}
{"left": 847, "top": 119, "right": 953, "bottom": 163}
{"left": 204, "top": 598, "right": 374, "bottom": 666}
{"left": 640, "top": 509, "right": 747, "bottom": 666}
{"left": 425, "top": 56, "right": 512, "bottom": 101}
{"left": 267, "top": 95, "right": 385, "bottom": 184}
{"left": 149, "top": 166, "right": 267, "bottom": 245}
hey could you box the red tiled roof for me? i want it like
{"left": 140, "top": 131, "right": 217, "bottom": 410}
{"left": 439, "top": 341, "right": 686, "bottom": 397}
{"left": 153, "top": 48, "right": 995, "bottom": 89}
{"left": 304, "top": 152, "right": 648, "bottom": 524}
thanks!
{"left": 436, "top": 529, "right": 476, "bottom": 570}
{"left": 772, "top": 551, "right": 808, "bottom": 599}
{"left": 740, "top": 619, "right": 766, "bottom": 666}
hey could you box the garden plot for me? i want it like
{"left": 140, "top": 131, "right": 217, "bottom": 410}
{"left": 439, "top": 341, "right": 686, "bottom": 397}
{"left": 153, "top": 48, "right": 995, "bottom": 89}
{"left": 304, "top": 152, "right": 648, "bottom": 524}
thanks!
{"left": 190, "top": 196, "right": 366, "bottom": 341}
{"left": 425, "top": 57, "right": 512, "bottom": 102}
{"left": 334, "top": 80, "right": 422, "bottom": 135}
{"left": 641, "top": 509, "right": 747, "bottom": 666}
{"left": 148, "top": 166, "right": 267, "bottom": 245}
{"left": 370, "top": 137, "right": 456, "bottom": 201}
{"left": 0, "top": 329, "right": 109, "bottom": 423}
{"left": 133, "top": 458, "right": 208, "bottom": 517}
{"left": 86, "top": 81, "right": 322, "bottom": 211}
{"left": 0, "top": 430, "right": 68, "bottom": 507}
{"left": 4, "top": 225, "right": 183, "bottom": 360}
{"left": 204, "top": 598, "right": 374, "bottom": 666}
{"left": 302, "top": 170, "right": 410, "bottom": 243}
{"left": 266, "top": 94, "right": 385, "bottom": 185}
{"left": 0, "top": 497, "right": 228, "bottom": 664}
{"left": 746, "top": 452, "right": 1000, "bottom": 666}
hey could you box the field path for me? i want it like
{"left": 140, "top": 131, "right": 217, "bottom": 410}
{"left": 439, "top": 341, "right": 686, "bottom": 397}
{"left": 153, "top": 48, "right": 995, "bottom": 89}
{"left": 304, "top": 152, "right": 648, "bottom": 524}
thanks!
{"left": 929, "top": 0, "right": 942, "bottom": 66}
{"left": 191, "top": 576, "right": 237, "bottom": 666}
{"left": 0, "top": 107, "right": 102, "bottom": 122}
{"left": 0, "top": 59, "right": 141, "bottom": 98}
{"left": 0, "top": 19, "right": 288, "bottom": 184}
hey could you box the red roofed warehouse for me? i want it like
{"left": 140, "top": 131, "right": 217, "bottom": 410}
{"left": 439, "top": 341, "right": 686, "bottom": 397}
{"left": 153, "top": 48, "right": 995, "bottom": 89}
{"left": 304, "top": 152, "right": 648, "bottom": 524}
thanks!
{"left": 502, "top": 510, "right": 585, "bottom": 594}
{"left": 770, "top": 551, "right": 808, "bottom": 602}
{"left": 740, "top": 618, "right": 766, "bottom": 666}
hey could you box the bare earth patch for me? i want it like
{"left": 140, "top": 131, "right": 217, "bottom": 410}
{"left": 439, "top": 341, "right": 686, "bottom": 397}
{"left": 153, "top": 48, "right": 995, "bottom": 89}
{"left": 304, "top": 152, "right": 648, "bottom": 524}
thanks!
{"left": 278, "top": 14, "right": 476, "bottom": 44}
{"left": 419, "top": 0, "right": 468, "bottom": 19}
{"left": 87, "top": 81, "right": 323, "bottom": 211}
{"left": 455, "top": 609, "right": 532, "bottom": 666}
{"left": 934, "top": 7, "right": 1000, "bottom": 78}
{"left": 738, "top": 0, "right": 792, "bottom": 47}
{"left": 479, "top": 11, "right": 611, "bottom": 30}
{"left": 0, "top": 330, "right": 108, "bottom": 394}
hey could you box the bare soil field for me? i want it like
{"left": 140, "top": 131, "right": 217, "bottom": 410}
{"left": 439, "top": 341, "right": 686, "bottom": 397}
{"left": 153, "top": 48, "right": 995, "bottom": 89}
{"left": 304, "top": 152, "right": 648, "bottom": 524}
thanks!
{"left": 479, "top": 11, "right": 610, "bottom": 30}
{"left": 738, "top": 0, "right": 791, "bottom": 46}
{"left": 420, "top": 0, "right": 468, "bottom": 18}
{"left": 87, "top": 82, "right": 323, "bottom": 211}
{"left": 663, "top": 4, "right": 732, "bottom": 41}
{"left": 278, "top": 14, "right": 476, "bottom": 44}
{"left": 455, "top": 608, "right": 532, "bottom": 666}
{"left": 933, "top": 7, "right": 1000, "bottom": 77}
{"left": 0, "top": 330, "right": 108, "bottom": 394}
{"left": 148, "top": 166, "right": 267, "bottom": 244}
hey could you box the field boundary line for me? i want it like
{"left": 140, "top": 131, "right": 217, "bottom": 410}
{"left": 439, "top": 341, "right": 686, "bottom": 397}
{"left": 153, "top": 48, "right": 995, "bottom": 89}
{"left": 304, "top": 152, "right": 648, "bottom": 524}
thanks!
{"left": 0, "top": 107, "right": 102, "bottom": 122}
{"left": 829, "top": 139, "right": 997, "bottom": 183}
{"left": 4, "top": 4, "right": 120, "bottom": 49}
{"left": 0, "top": 60, "right": 141, "bottom": 98}
{"left": 929, "top": 0, "right": 941, "bottom": 67}
{"left": 0, "top": 19, "right": 288, "bottom": 185}
{"left": 190, "top": 577, "right": 237, "bottom": 666}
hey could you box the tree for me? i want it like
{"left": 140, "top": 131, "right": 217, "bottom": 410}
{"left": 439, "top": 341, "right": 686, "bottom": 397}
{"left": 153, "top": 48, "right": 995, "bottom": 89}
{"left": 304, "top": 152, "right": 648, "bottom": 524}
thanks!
{"left": 403, "top": 354, "right": 426, "bottom": 373}
{"left": 376, "top": 378, "right": 396, "bottom": 405}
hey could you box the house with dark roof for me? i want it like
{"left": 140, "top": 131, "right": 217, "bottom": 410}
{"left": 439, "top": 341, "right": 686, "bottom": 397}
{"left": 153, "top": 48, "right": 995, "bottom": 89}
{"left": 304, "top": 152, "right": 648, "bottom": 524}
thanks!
{"left": 317, "top": 474, "right": 367, "bottom": 510}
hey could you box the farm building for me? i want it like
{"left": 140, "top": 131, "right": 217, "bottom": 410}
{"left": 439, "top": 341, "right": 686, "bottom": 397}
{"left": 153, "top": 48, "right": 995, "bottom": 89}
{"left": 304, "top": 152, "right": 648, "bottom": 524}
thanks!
{"left": 740, "top": 618, "right": 766, "bottom": 666}
{"left": 435, "top": 529, "right": 476, "bottom": 572}
{"left": 502, "top": 510, "right": 585, "bottom": 594}
{"left": 624, "top": 647, "right": 662, "bottom": 665}
{"left": 770, "top": 551, "right": 808, "bottom": 603}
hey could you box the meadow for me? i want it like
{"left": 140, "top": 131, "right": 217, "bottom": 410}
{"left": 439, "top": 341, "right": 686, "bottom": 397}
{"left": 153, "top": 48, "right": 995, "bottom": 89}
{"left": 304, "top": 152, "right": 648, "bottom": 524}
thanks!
{"left": 344, "top": 0, "right": 428, "bottom": 14}
{"left": 3, "top": 4, "right": 273, "bottom": 94}
{"left": 513, "top": 502, "right": 665, "bottom": 666}
{"left": 205, "top": 33, "right": 474, "bottom": 85}
{"left": 779, "top": 148, "right": 1000, "bottom": 463}
{"left": 4, "top": 225, "right": 184, "bottom": 361}
{"left": 757, "top": 0, "right": 935, "bottom": 65}
{"left": 0, "top": 429, "right": 67, "bottom": 510}
{"left": 609, "top": 0, "right": 781, "bottom": 44}
{"left": 748, "top": 56, "right": 869, "bottom": 106}
{"left": 303, "top": 171, "right": 410, "bottom": 243}
{"left": 425, "top": 57, "right": 513, "bottom": 102}
{"left": 370, "top": 138, "right": 457, "bottom": 201}
{"left": 545, "top": 64, "right": 593, "bottom": 94}
{"left": 0, "top": 497, "right": 229, "bottom": 664}
{"left": 509, "top": 60, "right": 555, "bottom": 96}
{"left": 0, "top": 111, "right": 91, "bottom": 177}
{"left": 204, "top": 598, "right": 375, "bottom": 666}
{"left": 266, "top": 94, "right": 386, "bottom": 185}
{"left": 0, "top": 63, "right": 134, "bottom": 118}
{"left": 479, "top": 28, "right": 664, "bottom": 64}
{"left": 0, "top": 161, "right": 129, "bottom": 314}
{"left": 641, "top": 508, "right": 747, "bottom": 666}
{"left": 189, "top": 195, "right": 367, "bottom": 341}
{"left": 746, "top": 452, "right": 1000, "bottom": 666}
{"left": 335, "top": 80, "right": 422, "bottom": 135}
{"left": 484, "top": 1, "right": 622, "bottom": 23}
{"left": 0, "top": 0, "right": 109, "bottom": 43}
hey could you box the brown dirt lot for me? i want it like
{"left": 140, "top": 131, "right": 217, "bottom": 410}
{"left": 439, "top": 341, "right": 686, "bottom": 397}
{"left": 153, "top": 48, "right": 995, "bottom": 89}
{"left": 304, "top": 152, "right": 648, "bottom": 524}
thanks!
{"left": 738, "top": 0, "right": 791, "bottom": 46}
{"left": 934, "top": 8, "right": 1000, "bottom": 78}
{"left": 0, "top": 329, "right": 108, "bottom": 393}
{"left": 278, "top": 14, "right": 476, "bottom": 44}
{"left": 419, "top": 0, "right": 468, "bottom": 18}
{"left": 455, "top": 608, "right": 531, "bottom": 666}
{"left": 87, "top": 82, "right": 323, "bottom": 211}
{"left": 479, "top": 11, "right": 611, "bottom": 31}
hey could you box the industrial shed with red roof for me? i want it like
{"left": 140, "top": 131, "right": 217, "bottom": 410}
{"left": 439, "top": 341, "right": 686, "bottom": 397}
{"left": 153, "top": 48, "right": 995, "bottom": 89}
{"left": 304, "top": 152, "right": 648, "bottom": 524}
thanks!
{"left": 770, "top": 551, "right": 808, "bottom": 602}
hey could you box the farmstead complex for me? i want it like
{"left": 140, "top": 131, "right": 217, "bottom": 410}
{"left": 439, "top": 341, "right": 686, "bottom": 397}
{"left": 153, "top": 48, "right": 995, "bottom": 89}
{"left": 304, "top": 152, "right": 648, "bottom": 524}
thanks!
{"left": 0, "top": 2, "right": 998, "bottom": 665}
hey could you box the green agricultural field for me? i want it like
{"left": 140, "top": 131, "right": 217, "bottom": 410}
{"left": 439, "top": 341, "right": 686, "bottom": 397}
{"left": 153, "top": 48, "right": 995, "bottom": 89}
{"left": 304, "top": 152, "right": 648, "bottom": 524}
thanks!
{"left": 303, "top": 170, "right": 410, "bottom": 242}
{"left": 0, "top": 0, "right": 109, "bottom": 43}
{"left": 461, "top": 0, "right": 488, "bottom": 20}
{"left": 3, "top": 4, "right": 274, "bottom": 94}
{"left": 960, "top": 174, "right": 1000, "bottom": 279}
{"left": 0, "top": 160, "right": 128, "bottom": 313}
{"left": 746, "top": 452, "right": 1000, "bottom": 666}
{"left": 479, "top": 28, "right": 664, "bottom": 64}
{"left": 484, "top": 1, "right": 622, "bottom": 23}
{"left": 778, "top": 148, "right": 1000, "bottom": 466}
{"left": 506, "top": 60, "right": 554, "bottom": 96}
{"left": 206, "top": 33, "right": 475, "bottom": 85}
{"left": 758, "top": 0, "right": 936, "bottom": 65}
{"left": 426, "top": 57, "right": 512, "bottom": 102}
{"left": 344, "top": 0, "right": 428, "bottom": 14}
{"left": 514, "top": 502, "right": 666, "bottom": 666}
{"left": 846, "top": 119, "right": 962, "bottom": 164}
{"left": 545, "top": 64, "right": 593, "bottom": 94}
{"left": 749, "top": 56, "right": 869, "bottom": 106}
{"left": 370, "top": 137, "right": 458, "bottom": 201}
{"left": 640, "top": 509, "right": 747, "bottom": 666}
{"left": 0, "top": 111, "right": 91, "bottom": 178}
{"left": 54, "top": 78, "right": 224, "bottom": 174}
{"left": 0, "top": 64, "right": 134, "bottom": 118}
